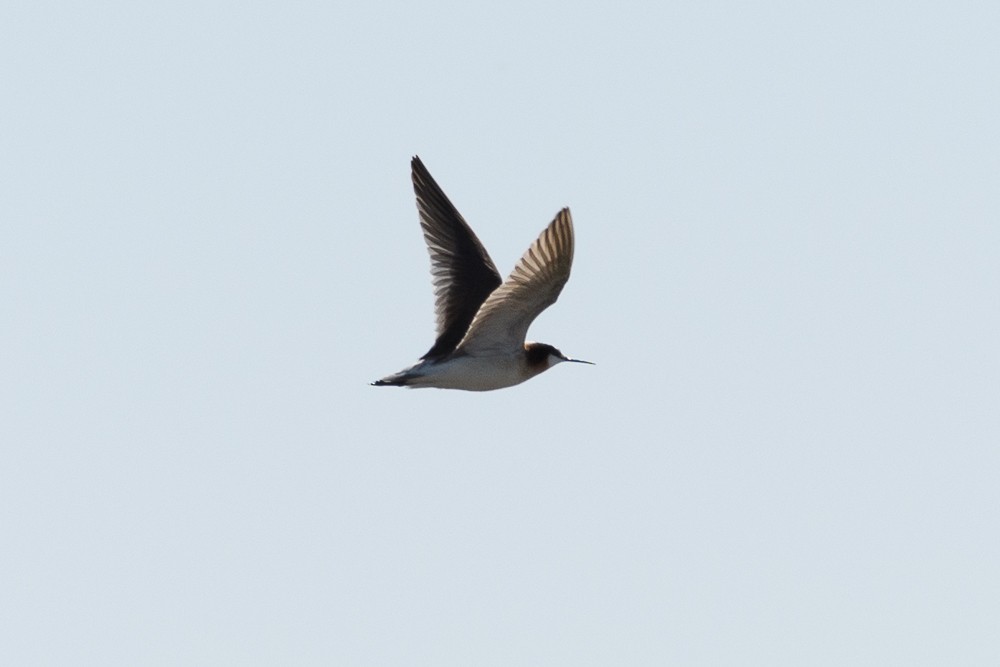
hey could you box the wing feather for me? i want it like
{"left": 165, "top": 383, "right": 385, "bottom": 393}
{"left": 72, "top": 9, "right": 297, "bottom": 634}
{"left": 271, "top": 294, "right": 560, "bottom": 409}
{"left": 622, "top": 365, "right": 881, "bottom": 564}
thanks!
{"left": 411, "top": 157, "right": 502, "bottom": 360}
{"left": 457, "top": 208, "right": 575, "bottom": 355}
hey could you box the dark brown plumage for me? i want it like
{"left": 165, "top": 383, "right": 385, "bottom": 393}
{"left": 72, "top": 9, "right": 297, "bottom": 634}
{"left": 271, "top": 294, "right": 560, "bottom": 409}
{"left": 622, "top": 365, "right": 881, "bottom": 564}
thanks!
{"left": 411, "top": 157, "right": 502, "bottom": 361}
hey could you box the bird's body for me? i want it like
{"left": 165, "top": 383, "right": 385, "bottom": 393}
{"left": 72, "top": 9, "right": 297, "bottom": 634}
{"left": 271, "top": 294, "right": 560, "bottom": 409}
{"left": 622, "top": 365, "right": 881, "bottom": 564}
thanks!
{"left": 372, "top": 157, "right": 592, "bottom": 391}
{"left": 374, "top": 350, "right": 534, "bottom": 392}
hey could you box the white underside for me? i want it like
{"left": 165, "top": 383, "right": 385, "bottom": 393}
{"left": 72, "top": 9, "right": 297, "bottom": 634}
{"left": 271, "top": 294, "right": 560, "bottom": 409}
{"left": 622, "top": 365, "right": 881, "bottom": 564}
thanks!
{"left": 389, "top": 353, "right": 540, "bottom": 391}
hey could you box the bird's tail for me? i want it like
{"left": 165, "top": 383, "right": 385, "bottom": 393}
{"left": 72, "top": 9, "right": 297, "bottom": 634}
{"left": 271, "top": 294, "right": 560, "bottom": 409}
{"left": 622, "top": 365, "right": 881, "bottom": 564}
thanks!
{"left": 370, "top": 370, "right": 418, "bottom": 388}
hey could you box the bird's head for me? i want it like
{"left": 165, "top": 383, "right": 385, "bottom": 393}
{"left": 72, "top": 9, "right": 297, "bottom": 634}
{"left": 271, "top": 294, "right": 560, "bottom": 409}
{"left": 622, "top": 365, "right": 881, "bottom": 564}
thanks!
{"left": 524, "top": 342, "right": 594, "bottom": 373}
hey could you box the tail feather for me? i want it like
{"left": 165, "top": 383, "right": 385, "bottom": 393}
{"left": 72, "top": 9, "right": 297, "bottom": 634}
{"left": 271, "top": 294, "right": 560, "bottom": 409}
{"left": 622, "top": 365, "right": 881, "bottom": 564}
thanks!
{"left": 370, "top": 371, "right": 417, "bottom": 387}
{"left": 371, "top": 378, "right": 404, "bottom": 387}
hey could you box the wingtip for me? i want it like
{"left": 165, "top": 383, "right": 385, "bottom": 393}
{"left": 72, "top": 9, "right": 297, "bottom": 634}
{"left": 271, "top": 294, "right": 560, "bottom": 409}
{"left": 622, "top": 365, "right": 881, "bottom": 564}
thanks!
{"left": 551, "top": 208, "right": 573, "bottom": 228}
{"left": 411, "top": 155, "right": 430, "bottom": 183}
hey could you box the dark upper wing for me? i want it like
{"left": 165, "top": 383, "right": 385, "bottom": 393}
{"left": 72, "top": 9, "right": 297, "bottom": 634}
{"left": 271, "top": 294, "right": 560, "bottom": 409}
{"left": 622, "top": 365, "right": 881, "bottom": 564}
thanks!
{"left": 411, "top": 156, "right": 503, "bottom": 360}
{"left": 457, "top": 208, "right": 575, "bottom": 356}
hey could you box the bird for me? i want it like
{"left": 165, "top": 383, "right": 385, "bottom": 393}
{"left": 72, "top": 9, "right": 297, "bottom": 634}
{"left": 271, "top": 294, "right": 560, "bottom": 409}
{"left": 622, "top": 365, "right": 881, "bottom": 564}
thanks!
{"left": 371, "top": 156, "right": 592, "bottom": 391}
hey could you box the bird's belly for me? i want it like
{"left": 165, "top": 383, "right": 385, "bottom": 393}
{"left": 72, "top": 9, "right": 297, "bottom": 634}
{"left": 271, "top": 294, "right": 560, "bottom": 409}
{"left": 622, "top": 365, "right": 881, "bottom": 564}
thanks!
{"left": 410, "top": 354, "right": 529, "bottom": 391}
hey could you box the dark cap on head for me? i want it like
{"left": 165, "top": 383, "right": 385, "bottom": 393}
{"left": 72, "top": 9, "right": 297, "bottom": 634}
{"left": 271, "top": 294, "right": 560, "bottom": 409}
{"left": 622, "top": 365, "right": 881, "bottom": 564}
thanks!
{"left": 524, "top": 342, "right": 563, "bottom": 367}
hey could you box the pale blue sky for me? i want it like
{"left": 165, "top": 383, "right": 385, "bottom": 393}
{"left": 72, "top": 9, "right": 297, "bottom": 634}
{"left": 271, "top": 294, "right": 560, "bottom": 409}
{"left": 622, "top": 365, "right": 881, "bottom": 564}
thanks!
{"left": 3, "top": 1, "right": 999, "bottom": 665}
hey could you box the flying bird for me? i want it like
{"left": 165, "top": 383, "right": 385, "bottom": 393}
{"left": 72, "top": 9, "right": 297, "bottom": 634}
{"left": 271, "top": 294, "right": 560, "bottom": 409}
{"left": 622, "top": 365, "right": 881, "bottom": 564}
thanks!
{"left": 372, "top": 157, "right": 592, "bottom": 391}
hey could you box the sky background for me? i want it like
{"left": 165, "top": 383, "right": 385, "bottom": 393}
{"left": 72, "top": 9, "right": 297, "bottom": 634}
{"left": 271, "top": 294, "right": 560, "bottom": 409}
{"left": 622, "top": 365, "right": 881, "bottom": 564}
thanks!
{"left": 3, "top": 1, "right": 999, "bottom": 665}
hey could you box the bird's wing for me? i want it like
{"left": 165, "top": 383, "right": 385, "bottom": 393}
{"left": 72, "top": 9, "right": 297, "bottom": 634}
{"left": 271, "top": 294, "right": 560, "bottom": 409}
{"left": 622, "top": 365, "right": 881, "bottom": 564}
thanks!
{"left": 411, "top": 156, "right": 503, "bottom": 360}
{"left": 457, "top": 208, "right": 574, "bottom": 356}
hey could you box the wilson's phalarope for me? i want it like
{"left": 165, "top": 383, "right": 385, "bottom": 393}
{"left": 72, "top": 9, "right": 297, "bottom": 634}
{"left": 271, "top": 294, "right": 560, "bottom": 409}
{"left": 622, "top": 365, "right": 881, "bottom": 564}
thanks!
{"left": 372, "top": 157, "right": 592, "bottom": 391}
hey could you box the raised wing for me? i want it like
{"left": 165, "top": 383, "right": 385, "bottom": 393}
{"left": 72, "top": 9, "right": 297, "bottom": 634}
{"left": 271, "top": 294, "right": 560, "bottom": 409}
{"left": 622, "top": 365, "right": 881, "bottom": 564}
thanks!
{"left": 457, "top": 208, "right": 575, "bottom": 356}
{"left": 411, "top": 156, "right": 503, "bottom": 360}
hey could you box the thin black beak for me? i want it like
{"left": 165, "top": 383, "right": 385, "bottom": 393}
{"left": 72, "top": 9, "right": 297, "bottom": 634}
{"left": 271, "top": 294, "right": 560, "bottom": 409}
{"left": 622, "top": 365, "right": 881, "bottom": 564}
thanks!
{"left": 565, "top": 357, "right": 595, "bottom": 365}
